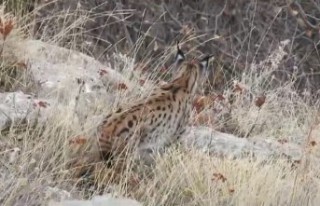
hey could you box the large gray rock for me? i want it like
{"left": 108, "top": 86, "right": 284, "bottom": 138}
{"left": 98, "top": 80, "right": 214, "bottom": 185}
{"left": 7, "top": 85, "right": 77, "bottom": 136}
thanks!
{"left": 49, "top": 195, "right": 142, "bottom": 206}
{"left": 182, "top": 126, "right": 303, "bottom": 161}
{"left": 0, "top": 91, "right": 52, "bottom": 130}
{"left": 16, "top": 40, "right": 137, "bottom": 99}
{"left": 0, "top": 40, "right": 142, "bottom": 130}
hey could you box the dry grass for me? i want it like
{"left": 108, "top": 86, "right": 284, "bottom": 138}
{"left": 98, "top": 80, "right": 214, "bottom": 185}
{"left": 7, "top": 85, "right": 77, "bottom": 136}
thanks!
{"left": 1, "top": 3, "right": 320, "bottom": 206}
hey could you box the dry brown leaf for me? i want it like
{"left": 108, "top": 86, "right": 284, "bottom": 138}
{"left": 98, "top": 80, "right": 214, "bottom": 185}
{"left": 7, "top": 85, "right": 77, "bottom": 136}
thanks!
{"left": 233, "top": 83, "right": 244, "bottom": 93}
{"left": 255, "top": 95, "right": 266, "bottom": 108}
{"left": 16, "top": 62, "right": 28, "bottom": 69}
{"left": 291, "top": 159, "right": 301, "bottom": 169}
{"left": 0, "top": 18, "right": 14, "bottom": 40}
{"left": 3, "top": 19, "right": 14, "bottom": 38}
{"left": 117, "top": 83, "right": 128, "bottom": 90}
{"left": 214, "top": 94, "right": 225, "bottom": 101}
{"left": 232, "top": 81, "right": 247, "bottom": 94}
{"left": 228, "top": 188, "right": 235, "bottom": 194}
{"left": 310, "top": 140, "right": 317, "bottom": 147}
{"left": 193, "top": 95, "right": 215, "bottom": 113}
{"left": 99, "top": 69, "right": 108, "bottom": 76}
{"left": 159, "top": 66, "right": 167, "bottom": 73}
{"left": 277, "top": 139, "right": 288, "bottom": 144}
{"left": 212, "top": 173, "right": 227, "bottom": 182}
{"left": 139, "top": 79, "right": 146, "bottom": 86}
{"left": 193, "top": 96, "right": 206, "bottom": 113}
{"left": 69, "top": 136, "right": 88, "bottom": 145}
{"left": 37, "top": 101, "right": 48, "bottom": 108}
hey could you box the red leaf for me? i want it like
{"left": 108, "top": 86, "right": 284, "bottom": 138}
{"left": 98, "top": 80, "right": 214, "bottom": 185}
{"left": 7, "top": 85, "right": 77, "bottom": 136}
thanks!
{"left": 16, "top": 62, "right": 28, "bottom": 69}
{"left": 69, "top": 136, "right": 87, "bottom": 145}
{"left": 215, "top": 94, "right": 225, "bottom": 101}
{"left": 99, "top": 69, "right": 108, "bottom": 76}
{"left": 117, "top": 83, "right": 128, "bottom": 90}
{"left": 193, "top": 95, "right": 215, "bottom": 113}
{"left": 232, "top": 81, "right": 249, "bottom": 95}
{"left": 291, "top": 159, "right": 301, "bottom": 169}
{"left": 233, "top": 83, "right": 244, "bottom": 93}
{"left": 310, "top": 140, "right": 317, "bottom": 147}
{"left": 159, "top": 66, "right": 167, "bottom": 73}
{"left": 37, "top": 101, "right": 48, "bottom": 108}
{"left": 193, "top": 96, "right": 205, "bottom": 113}
{"left": 255, "top": 95, "right": 266, "bottom": 108}
{"left": 277, "top": 139, "right": 288, "bottom": 144}
{"left": 3, "top": 19, "right": 14, "bottom": 38}
{"left": 212, "top": 173, "right": 227, "bottom": 182}
{"left": 139, "top": 79, "right": 146, "bottom": 86}
{"left": 228, "top": 188, "right": 235, "bottom": 194}
{"left": 0, "top": 18, "right": 14, "bottom": 40}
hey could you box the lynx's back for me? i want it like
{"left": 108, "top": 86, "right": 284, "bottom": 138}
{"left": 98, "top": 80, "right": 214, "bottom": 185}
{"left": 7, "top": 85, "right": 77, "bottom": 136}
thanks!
{"left": 97, "top": 45, "right": 212, "bottom": 164}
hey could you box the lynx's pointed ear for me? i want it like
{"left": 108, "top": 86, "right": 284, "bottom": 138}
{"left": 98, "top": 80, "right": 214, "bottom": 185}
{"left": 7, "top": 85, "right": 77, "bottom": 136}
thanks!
{"left": 199, "top": 54, "right": 214, "bottom": 79}
{"left": 199, "top": 54, "right": 214, "bottom": 71}
{"left": 175, "top": 42, "right": 185, "bottom": 65}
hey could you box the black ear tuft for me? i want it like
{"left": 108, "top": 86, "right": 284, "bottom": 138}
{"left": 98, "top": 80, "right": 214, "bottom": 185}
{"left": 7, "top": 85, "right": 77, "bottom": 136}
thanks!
{"left": 199, "top": 54, "right": 214, "bottom": 71}
{"left": 199, "top": 54, "right": 214, "bottom": 80}
{"left": 175, "top": 41, "right": 185, "bottom": 65}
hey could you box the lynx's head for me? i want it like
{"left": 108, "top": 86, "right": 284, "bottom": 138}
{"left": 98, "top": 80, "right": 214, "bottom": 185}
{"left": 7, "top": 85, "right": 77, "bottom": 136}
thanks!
{"left": 171, "top": 43, "right": 213, "bottom": 94}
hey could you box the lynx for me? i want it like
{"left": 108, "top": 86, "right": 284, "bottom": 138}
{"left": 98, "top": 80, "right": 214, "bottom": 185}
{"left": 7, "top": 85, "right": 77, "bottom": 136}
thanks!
{"left": 97, "top": 44, "right": 212, "bottom": 167}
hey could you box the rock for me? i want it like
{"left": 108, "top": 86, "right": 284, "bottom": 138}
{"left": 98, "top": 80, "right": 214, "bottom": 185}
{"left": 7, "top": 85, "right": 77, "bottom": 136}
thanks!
{"left": 0, "top": 91, "right": 48, "bottom": 130}
{"left": 0, "top": 39, "right": 143, "bottom": 130}
{"left": 0, "top": 90, "right": 61, "bottom": 130}
{"left": 182, "top": 126, "right": 303, "bottom": 160}
{"left": 1, "top": 185, "right": 73, "bottom": 206}
{"left": 48, "top": 195, "right": 142, "bottom": 206}
{"left": 45, "top": 187, "right": 72, "bottom": 202}
{"left": 16, "top": 40, "right": 136, "bottom": 98}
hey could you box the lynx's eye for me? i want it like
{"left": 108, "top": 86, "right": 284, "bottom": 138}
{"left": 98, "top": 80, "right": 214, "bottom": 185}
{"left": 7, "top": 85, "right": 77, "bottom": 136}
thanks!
{"left": 175, "top": 42, "right": 185, "bottom": 66}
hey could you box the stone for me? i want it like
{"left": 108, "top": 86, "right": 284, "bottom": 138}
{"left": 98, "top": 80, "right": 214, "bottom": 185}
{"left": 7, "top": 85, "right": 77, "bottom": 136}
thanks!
{"left": 48, "top": 195, "right": 142, "bottom": 206}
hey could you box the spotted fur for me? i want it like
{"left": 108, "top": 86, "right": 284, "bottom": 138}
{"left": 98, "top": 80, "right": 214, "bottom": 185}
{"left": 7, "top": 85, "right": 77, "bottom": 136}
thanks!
{"left": 97, "top": 44, "right": 212, "bottom": 166}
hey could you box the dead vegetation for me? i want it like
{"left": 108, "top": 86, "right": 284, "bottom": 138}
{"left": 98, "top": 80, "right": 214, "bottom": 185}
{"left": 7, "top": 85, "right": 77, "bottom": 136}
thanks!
{"left": 1, "top": 1, "right": 320, "bottom": 206}
{"left": 27, "top": 0, "right": 320, "bottom": 95}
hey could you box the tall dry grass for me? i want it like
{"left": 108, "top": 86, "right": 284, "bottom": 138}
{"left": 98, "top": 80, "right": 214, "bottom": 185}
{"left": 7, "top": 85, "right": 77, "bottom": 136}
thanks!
{"left": 0, "top": 2, "right": 320, "bottom": 206}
